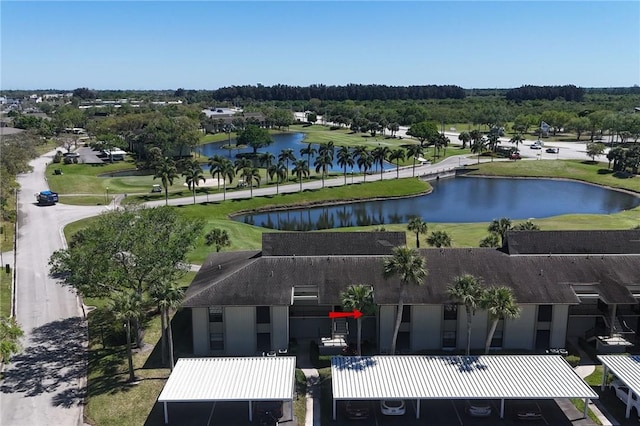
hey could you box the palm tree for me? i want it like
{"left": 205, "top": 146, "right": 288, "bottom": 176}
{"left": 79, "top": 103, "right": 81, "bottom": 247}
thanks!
{"left": 204, "top": 228, "right": 231, "bottom": 252}
{"left": 479, "top": 233, "right": 501, "bottom": 248}
{"left": 404, "top": 144, "right": 424, "bottom": 177}
{"left": 458, "top": 131, "right": 471, "bottom": 149}
{"left": 509, "top": 133, "right": 524, "bottom": 153}
{"left": 240, "top": 167, "right": 261, "bottom": 198}
{"left": 182, "top": 159, "right": 206, "bottom": 205}
{"left": 292, "top": 159, "right": 309, "bottom": 192}
{"left": 218, "top": 158, "right": 235, "bottom": 201}
{"left": 153, "top": 157, "right": 178, "bottom": 206}
{"left": 407, "top": 216, "right": 427, "bottom": 248}
{"left": 110, "top": 290, "right": 144, "bottom": 382}
{"left": 470, "top": 137, "right": 487, "bottom": 164}
{"left": 383, "top": 246, "right": 427, "bottom": 355}
{"left": 488, "top": 217, "right": 512, "bottom": 247}
{"left": 299, "top": 143, "right": 317, "bottom": 166}
{"left": 388, "top": 148, "right": 405, "bottom": 179}
{"left": 426, "top": 230, "right": 452, "bottom": 247}
{"left": 278, "top": 148, "right": 296, "bottom": 181}
{"left": 341, "top": 284, "right": 375, "bottom": 356}
{"left": 481, "top": 286, "right": 520, "bottom": 354}
{"left": 207, "top": 154, "right": 225, "bottom": 191}
{"left": 267, "top": 161, "right": 287, "bottom": 194}
{"left": 372, "top": 146, "right": 390, "bottom": 180}
{"left": 313, "top": 150, "right": 333, "bottom": 188}
{"left": 259, "top": 152, "right": 276, "bottom": 176}
{"left": 336, "top": 146, "right": 355, "bottom": 185}
{"left": 448, "top": 274, "right": 483, "bottom": 355}
{"left": 356, "top": 149, "right": 373, "bottom": 182}
{"left": 149, "top": 281, "right": 184, "bottom": 370}
{"left": 513, "top": 220, "right": 540, "bottom": 231}
{"left": 0, "top": 317, "right": 24, "bottom": 364}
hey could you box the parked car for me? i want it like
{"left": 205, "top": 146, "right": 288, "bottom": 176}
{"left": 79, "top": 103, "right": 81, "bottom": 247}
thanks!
{"left": 63, "top": 152, "right": 80, "bottom": 158}
{"left": 611, "top": 379, "right": 640, "bottom": 417}
{"left": 380, "top": 399, "right": 405, "bottom": 416}
{"left": 515, "top": 402, "right": 543, "bottom": 421}
{"left": 510, "top": 152, "right": 522, "bottom": 160}
{"left": 345, "top": 401, "right": 371, "bottom": 420}
{"left": 151, "top": 184, "right": 162, "bottom": 193}
{"left": 466, "top": 400, "right": 492, "bottom": 417}
{"left": 546, "top": 147, "right": 559, "bottom": 154}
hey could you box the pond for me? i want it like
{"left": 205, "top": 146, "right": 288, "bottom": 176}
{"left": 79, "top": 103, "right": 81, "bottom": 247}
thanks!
{"left": 196, "top": 132, "right": 395, "bottom": 173}
{"left": 233, "top": 177, "right": 640, "bottom": 231}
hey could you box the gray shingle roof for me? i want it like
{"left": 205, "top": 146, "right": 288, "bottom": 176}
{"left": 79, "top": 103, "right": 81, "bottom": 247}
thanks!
{"left": 261, "top": 231, "right": 406, "bottom": 256}
{"left": 183, "top": 232, "right": 640, "bottom": 308}
{"left": 505, "top": 230, "right": 640, "bottom": 255}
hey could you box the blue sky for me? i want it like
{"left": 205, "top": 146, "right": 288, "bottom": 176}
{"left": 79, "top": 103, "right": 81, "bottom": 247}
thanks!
{"left": 1, "top": 1, "right": 638, "bottom": 90}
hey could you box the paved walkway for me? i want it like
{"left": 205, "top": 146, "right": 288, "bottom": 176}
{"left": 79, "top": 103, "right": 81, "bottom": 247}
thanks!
{"left": 296, "top": 340, "right": 320, "bottom": 426}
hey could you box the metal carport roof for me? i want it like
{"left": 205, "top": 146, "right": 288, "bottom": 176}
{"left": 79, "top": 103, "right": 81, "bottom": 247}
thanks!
{"left": 331, "top": 355, "right": 597, "bottom": 419}
{"left": 158, "top": 357, "right": 296, "bottom": 424}
{"left": 597, "top": 354, "right": 640, "bottom": 418}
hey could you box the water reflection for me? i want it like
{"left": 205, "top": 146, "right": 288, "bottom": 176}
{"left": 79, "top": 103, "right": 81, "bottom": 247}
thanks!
{"left": 235, "top": 177, "right": 640, "bottom": 231}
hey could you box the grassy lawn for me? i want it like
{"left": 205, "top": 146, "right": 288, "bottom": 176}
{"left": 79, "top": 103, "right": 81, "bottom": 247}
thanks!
{"left": 0, "top": 268, "right": 11, "bottom": 317}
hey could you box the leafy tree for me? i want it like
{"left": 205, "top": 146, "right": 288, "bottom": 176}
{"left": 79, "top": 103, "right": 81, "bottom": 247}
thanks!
{"left": 237, "top": 125, "right": 272, "bottom": 154}
{"left": 154, "top": 158, "right": 178, "bottom": 206}
{"left": 204, "top": 228, "right": 231, "bottom": 252}
{"left": 182, "top": 159, "right": 206, "bottom": 204}
{"left": 0, "top": 317, "right": 24, "bottom": 364}
{"left": 406, "top": 121, "right": 439, "bottom": 147}
{"left": 586, "top": 142, "right": 606, "bottom": 162}
{"left": 488, "top": 217, "right": 512, "bottom": 247}
{"left": 448, "top": 274, "right": 483, "bottom": 355}
{"left": 110, "top": 290, "right": 144, "bottom": 381}
{"left": 267, "top": 161, "right": 287, "bottom": 194}
{"left": 407, "top": 216, "right": 427, "bottom": 248}
{"left": 567, "top": 116, "right": 590, "bottom": 141}
{"left": 481, "top": 286, "right": 520, "bottom": 354}
{"left": 307, "top": 112, "right": 317, "bottom": 124}
{"left": 383, "top": 246, "right": 427, "bottom": 354}
{"left": 388, "top": 148, "right": 405, "bottom": 179}
{"left": 336, "top": 146, "right": 355, "bottom": 185}
{"left": 426, "top": 230, "right": 452, "bottom": 247}
{"left": 340, "top": 284, "right": 375, "bottom": 356}
{"left": 292, "top": 159, "right": 309, "bottom": 192}
{"left": 404, "top": 144, "right": 424, "bottom": 177}
{"left": 49, "top": 207, "right": 203, "bottom": 348}
{"left": 479, "top": 234, "right": 501, "bottom": 248}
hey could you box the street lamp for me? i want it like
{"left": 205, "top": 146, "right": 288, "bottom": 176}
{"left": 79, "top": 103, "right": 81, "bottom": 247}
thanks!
{"left": 105, "top": 187, "right": 110, "bottom": 205}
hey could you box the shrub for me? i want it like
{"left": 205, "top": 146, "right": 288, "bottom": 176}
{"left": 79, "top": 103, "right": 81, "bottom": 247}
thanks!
{"left": 565, "top": 355, "right": 580, "bottom": 367}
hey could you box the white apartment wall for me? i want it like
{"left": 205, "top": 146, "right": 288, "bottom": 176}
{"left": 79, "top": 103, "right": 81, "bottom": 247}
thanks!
{"left": 272, "top": 306, "right": 289, "bottom": 350}
{"left": 411, "top": 305, "right": 442, "bottom": 351}
{"left": 192, "top": 307, "right": 209, "bottom": 356}
{"left": 504, "top": 305, "right": 536, "bottom": 350}
{"left": 225, "top": 307, "right": 256, "bottom": 355}
{"left": 550, "top": 305, "right": 569, "bottom": 348}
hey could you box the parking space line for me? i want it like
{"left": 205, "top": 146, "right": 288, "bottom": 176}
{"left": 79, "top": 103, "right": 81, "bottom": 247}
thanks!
{"left": 206, "top": 401, "right": 216, "bottom": 425}
{"left": 535, "top": 401, "right": 549, "bottom": 426}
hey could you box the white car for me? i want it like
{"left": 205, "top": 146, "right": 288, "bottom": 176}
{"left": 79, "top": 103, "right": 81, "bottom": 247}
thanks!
{"left": 466, "top": 400, "right": 492, "bottom": 417}
{"left": 530, "top": 144, "right": 542, "bottom": 150}
{"left": 380, "top": 400, "right": 405, "bottom": 416}
{"left": 611, "top": 379, "right": 640, "bottom": 417}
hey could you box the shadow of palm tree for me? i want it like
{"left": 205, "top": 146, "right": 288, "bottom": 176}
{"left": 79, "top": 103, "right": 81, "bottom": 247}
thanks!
{"left": 0, "top": 316, "right": 87, "bottom": 408}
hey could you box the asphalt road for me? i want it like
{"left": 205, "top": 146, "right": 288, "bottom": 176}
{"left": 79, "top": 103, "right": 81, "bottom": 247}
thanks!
{"left": 0, "top": 150, "right": 106, "bottom": 426}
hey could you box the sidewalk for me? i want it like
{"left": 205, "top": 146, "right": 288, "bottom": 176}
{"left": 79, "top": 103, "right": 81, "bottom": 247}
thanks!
{"left": 296, "top": 340, "right": 320, "bottom": 426}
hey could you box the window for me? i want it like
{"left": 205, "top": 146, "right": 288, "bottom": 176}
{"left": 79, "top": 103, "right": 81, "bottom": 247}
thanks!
{"left": 256, "top": 306, "right": 271, "bottom": 324}
{"left": 537, "top": 305, "right": 552, "bottom": 322}
{"left": 443, "top": 304, "right": 458, "bottom": 321}
{"left": 401, "top": 306, "right": 411, "bottom": 323}
{"left": 209, "top": 333, "right": 224, "bottom": 350}
{"left": 209, "top": 306, "right": 223, "bottom": 322}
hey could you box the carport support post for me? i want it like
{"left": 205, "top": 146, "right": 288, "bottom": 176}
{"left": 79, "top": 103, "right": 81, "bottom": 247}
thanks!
{"left": 416, "top": 399, "right": 420, "bottom": 419}
{"left": 500, "top": 399, "right": 505, "bottom": 419}
{"left": 601, "top": 365, "right": 609, "bottom": 391}
{"left": 626, "top": 390, "right": 632, "bottom": 418}
{"left": 333, "top": 399, "right": 336, "bottom": 420}
{"left": 249, "top": 401, "right": 253, "bottom": 422}
{"left": 583, "top": 398, "right": 589, "bottom": 418}
{"left": 163, "top": 402, "right": 168, "bottom": 424}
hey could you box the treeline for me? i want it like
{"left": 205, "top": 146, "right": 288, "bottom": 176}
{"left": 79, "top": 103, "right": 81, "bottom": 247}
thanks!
{"left": 505, "top": 85, "right": 585, "bottom": 102}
